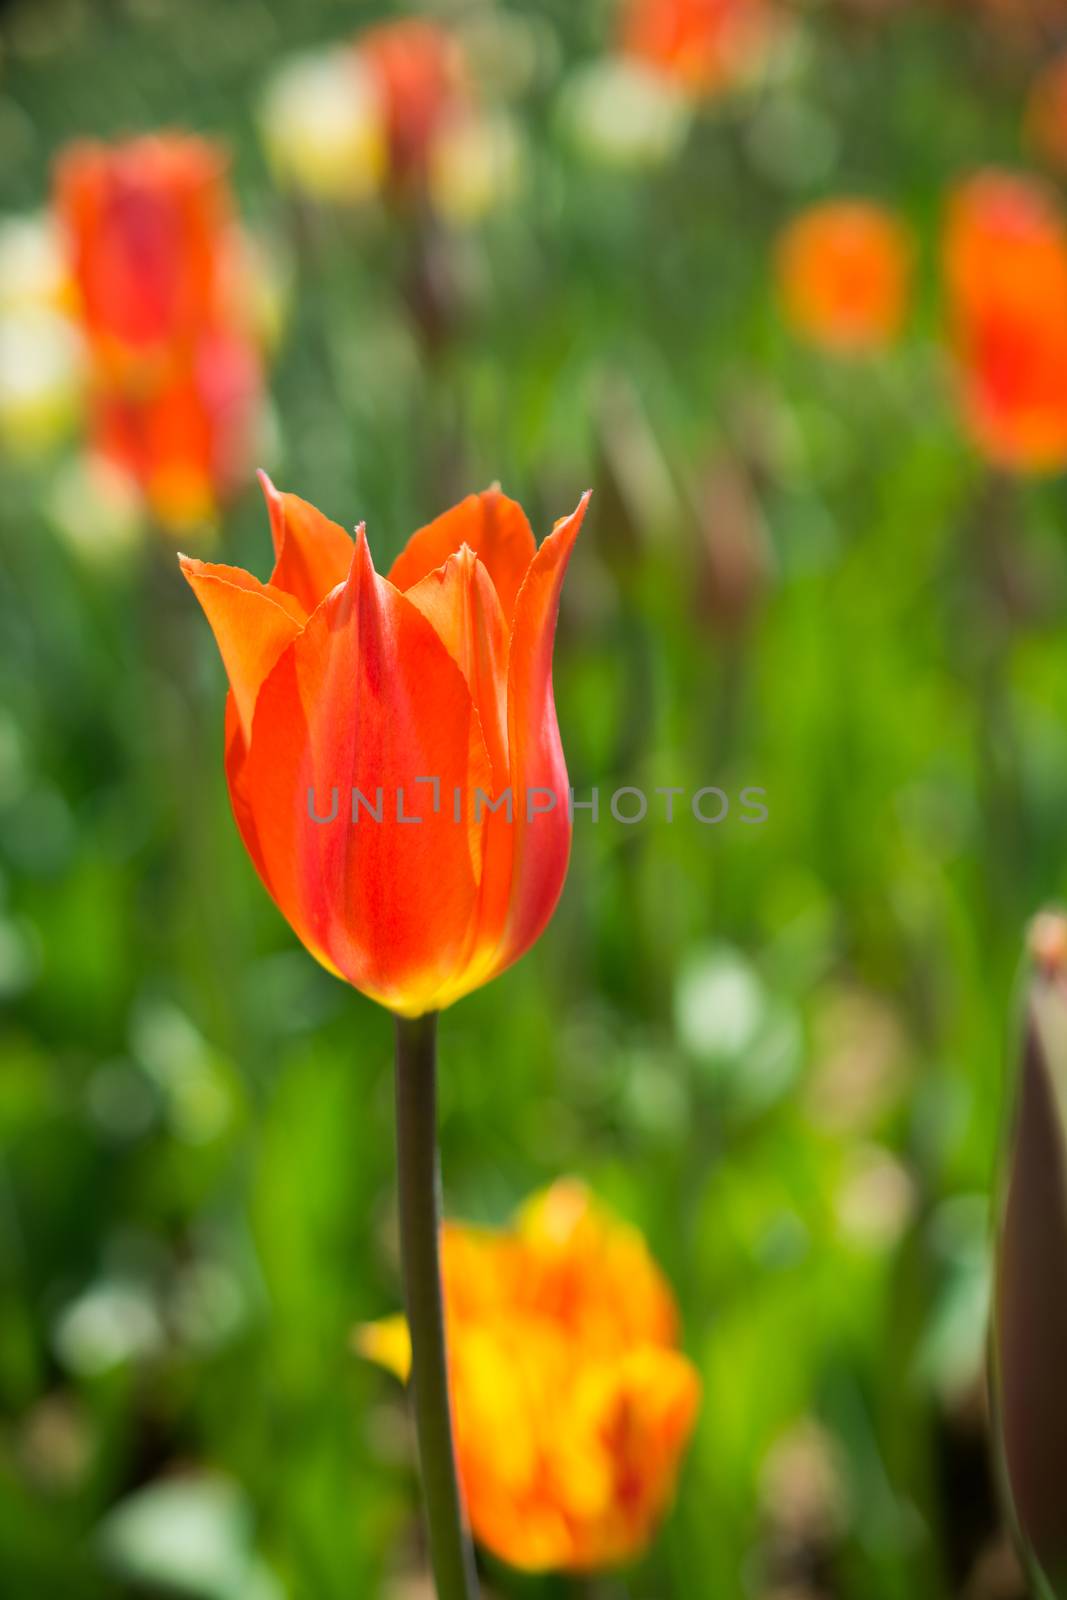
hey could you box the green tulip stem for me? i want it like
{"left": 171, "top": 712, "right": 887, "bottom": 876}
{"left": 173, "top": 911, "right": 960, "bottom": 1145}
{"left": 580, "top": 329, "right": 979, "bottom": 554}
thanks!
{"left": 394, "top": 1012, "right": 480, "bottom": 1600}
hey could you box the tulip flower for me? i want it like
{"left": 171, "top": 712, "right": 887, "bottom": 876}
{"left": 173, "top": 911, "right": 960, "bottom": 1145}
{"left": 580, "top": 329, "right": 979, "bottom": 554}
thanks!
{"left": 358, "top": 19, "right": 471, "bottom": 190}
{"left": 181, "top": 476, "right": 588, "bottom": 1017}
{"left": 89, "top": 329, "right": 261, "bottom": 531}
{"left": 1027, "top": 54, "right": 1067, "bottom": 178}
{"left": 560, "top": 59, "right": 692, "bottom": 172}
{"left": 55, "top": 135, "right": 236, "bottom": 368}
{"left": 259, "top": 25, "right": 519, "bottom": 225}
{"left": 258, "top": 49, "right": 386, "bottom": 204}
{"left": 943, "top": 172, "right": 1067, "bottom": 475}
{"left": 776, "top": 200, "right": 913, "bottom": 355}
{"left": 971, "top": 0, "right": 1064, "bottom": 44}
{"left": 185, "top": 481, "right": 589, "bottom": 1595}
{"left": 358, "top": 1179, "right": 701, "bottom": 1572}
{"left": 53, "top": 134, "right": 266, "bottom": 530}
{"left": 991, "top": 912, "right": 1067, "bottom": 1598}
{"left": 620, "top": 0, "right": 778, "bottom": 98}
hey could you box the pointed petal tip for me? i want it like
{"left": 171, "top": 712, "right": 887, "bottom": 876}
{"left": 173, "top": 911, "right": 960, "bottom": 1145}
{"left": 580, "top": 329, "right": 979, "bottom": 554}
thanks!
{"left": 258, "top": 468, "right": 287, "bottom": 561}
{"left": 349, "top": 520, "right": 375, "bottom": 576}
{"left": 549, "top": 488, "right": 592, "bottom": 539}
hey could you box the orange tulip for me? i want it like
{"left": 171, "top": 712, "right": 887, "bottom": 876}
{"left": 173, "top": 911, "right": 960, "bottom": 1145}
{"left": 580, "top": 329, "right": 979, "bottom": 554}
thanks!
{"left": 943, "top": 172, "right": 1067, "bottom": 474}
{"left": 357, "top": 19, "right": 470, "bottom": 188}
{"left": 358, "top": 1179, "right": 701, "bottom": 1571}
{"left": 620, "top": 0, "right": 777, "bottom": 97}
{"left": 90, "top": 329, "right": 261, "bottom": 530}
{"left": 776, "top": 199, "right": 913, "bottom": 354}
{"left": 54, "top": 133, "right": 264, "bottom": 528}
{"left": 967, "top": 0, "right": 1064, "bottom": 44}
{"left": 1026, "top": 54, "right": 1067, "bottom": 177}
{"left": 181, "top": 480, "right": 589, "bottom": 1017}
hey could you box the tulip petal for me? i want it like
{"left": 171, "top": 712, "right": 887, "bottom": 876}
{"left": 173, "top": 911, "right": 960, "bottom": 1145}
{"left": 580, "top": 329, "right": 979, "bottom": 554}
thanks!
{"left": 259, "top": 470, "right": 355, "bottom": 613}
{"left": 180, "top": 557, "right": 306, "bottom": 742}
{"left": 499, "top": 491, "right": 591, "bottom": 968}
{"left": 403, "top": 546, "right": 518, "bottom": 1001}
{"left": 404, "top": 545, "right": 510, "bottom": 785}
{"left": 388, "top": 486, "right": 537, "bottom": 622}
{"left": 236, "top": 529, "right": 492, "bottom": 1015}
{"left": 353, "top": 1315, "right": 412, "bottom": 1382}
{"left": 993, "top": 956, "right": 1067, "bottom": 1597}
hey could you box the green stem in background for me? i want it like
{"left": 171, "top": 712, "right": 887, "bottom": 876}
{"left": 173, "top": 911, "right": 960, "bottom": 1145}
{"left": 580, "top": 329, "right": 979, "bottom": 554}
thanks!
{"left": 394, "top": 1013, "right": 480, "bottom": 1600}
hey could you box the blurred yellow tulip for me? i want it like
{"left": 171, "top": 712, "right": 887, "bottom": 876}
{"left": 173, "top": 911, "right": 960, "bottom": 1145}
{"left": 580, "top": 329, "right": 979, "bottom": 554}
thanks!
{"left": 259, "top": 50, "right": 387, "bottom": 204}
{"left": 358, "top": 1179, "right": 700, "bottom": 1573}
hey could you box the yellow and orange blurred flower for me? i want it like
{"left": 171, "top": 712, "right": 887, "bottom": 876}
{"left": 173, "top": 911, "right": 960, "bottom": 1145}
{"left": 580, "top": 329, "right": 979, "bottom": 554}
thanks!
{"left": 620, "top": 0, "right": 778, "bottom": 98}
{"left": 943, "top": 171, "right": 1067, "bottom": 475}
{"left": 776, "top": 199, "right": 913, "bottom": 355}
{"left": 182, "top": 479, "right": 589, "bottom": 1017}
{"left": 358, "top": 1180, "right": 701, "bottom": 1571}
{"left": 259, "top": 23, "right": 520, "bottom": 222}
{"left": 53, "top": 133, "right": 266, "bottom": 530}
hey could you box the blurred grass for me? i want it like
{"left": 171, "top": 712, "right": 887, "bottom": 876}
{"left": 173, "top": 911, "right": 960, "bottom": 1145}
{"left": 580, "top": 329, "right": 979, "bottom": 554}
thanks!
{"left": 3, "top": 0, "right": 1067, "bottom": 1596}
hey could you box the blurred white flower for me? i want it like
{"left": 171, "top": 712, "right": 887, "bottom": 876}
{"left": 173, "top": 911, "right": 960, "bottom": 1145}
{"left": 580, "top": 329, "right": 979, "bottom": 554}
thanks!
{"left": 52, "top": 1280, "right": 164, "bottom": 1377}
{"left": 46, "top": 454, "right": 144, "bottom": 562}
{"left": 675, "top": 945, "right": 764, "bottom": 1059}
{"left": 0, "top": 306, "right": 84, "bottom": 454}
{"left": 560, "top": 58, "right": 691, "bottom": 171}
{"left": 0, "top": 212, "right": 69, "bottom": 312}
{"left": 429, "top": 110, "right": 523, "bottom": 224}
{"left": 259, "top": 49, "right": 386, "bottom": 204}
{"left": 835, "top": 1144, "right": 916, "bottom": 1252}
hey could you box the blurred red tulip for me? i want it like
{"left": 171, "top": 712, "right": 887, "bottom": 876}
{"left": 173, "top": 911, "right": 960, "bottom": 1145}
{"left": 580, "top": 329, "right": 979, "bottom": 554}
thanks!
{"left": 620, "top": 0, "right": 777, "bottom": 96}
{"left": 53, "top": 134, "right": 264, "bottom": 528}
{"left": 55, "top": 135, "right": 235, "bottom": 372}
{"left": 358, "top": 19, "right": 470, "bottom": 189}
{"left": 776, "top": 200, "right": 913, "bottom": 355}
{"left": 182, "top": 479, "right": 589, "bottom": 1016}
{"left": 359, "top": 1180, "right": 701, "bottom": 1571}
{"left": 944, "top": 172, "right": 1067, "bottom": 475}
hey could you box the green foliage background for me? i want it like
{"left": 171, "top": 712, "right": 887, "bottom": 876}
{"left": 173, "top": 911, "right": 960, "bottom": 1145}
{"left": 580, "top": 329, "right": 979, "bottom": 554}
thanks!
{"left": 2, "top": 1, "right": 1065, "bottom": 1596}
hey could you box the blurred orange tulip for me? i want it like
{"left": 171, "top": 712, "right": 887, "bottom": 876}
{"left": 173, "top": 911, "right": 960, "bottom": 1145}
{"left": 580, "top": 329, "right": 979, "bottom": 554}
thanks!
{"left": 182, "top": 480, "right": 589, "bottom": 1017}
{"left": 776, "top": 200, "right": 913, "bottom": 354}
{"left": 91, "top": 331, "right": 261, "bottom": 531}
{"left": 1026, "top": 54, "right": 1067, "bottom": 177}
{"left": 968, "top": 0, "right": 1065, "bottom": 43}
{"left": 620, "top": 0, "right": 777, "bottom": 96}
{"left": 358, "top": 1179, "right": 701, "bottom": 1571}
{"left": 54, "top": 134, "right": 263, "bottom": 528}
{"left": 944, "top": 172, "right": 1067, "bottom": 474}
{"left": 357, "top": 19, "right": 470, "bottom": 188}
